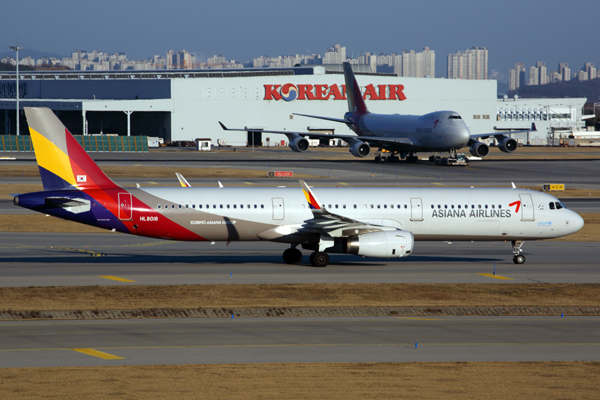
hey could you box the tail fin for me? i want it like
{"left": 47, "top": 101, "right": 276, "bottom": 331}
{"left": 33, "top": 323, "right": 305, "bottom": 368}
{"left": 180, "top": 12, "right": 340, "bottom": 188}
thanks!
{"left": 24, "top": 107, "right": 119, "bottom": 191}
{"left": 343, "top": 62, "right": 369, "bottom": 115}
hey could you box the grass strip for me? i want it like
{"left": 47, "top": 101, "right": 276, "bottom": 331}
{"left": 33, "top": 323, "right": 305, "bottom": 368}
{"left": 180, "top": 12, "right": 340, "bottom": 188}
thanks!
{"left": 0, "top": 362, "right": 599, "bottom": 399}
{"left": 2, "top": 283, "right": 600, "bottom": 312}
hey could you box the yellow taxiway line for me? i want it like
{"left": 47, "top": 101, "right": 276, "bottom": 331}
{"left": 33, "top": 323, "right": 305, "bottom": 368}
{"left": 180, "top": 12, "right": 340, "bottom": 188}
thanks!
{"left": 478, "top": 273, "right": 514, "bottom": 280}
{"left": 98, "top": 276, "right": 136, "bottom": 283}
{"left": 71, "top": 348, "right": 125, "bottom": 360}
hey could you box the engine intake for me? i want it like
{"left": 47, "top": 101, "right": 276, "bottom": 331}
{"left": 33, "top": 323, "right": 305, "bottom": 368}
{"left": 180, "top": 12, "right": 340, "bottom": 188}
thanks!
{"left": 289, "top": 136, "right": 309, "bottom": 152}
{"left": 349, "top": 141, "right": 370, "bottom": 158}
{"left": 469, "top": 141, "right": 489, "bottom": 157}
{"left": 345, "top": 230, "right": 414, "bottom": 258}
{"left": 498, "top": 137, "right": 518, "bottom": 153}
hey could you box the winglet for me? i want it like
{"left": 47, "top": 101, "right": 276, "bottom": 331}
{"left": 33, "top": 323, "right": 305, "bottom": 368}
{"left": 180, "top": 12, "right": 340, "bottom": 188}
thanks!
{"left": 511, "top": 182, "right": 517, "bottom": 188}
{"left": 531, "top": 123, "right": 537, "bottom": 131}
{"left": 299, "top": 180, "right": 323, "bottom": 211}
{"left": 176, "top": 172, "right": 191, "bottom": 187}
{"left": 219, "top": 121, "right": 228, "bottom": 130}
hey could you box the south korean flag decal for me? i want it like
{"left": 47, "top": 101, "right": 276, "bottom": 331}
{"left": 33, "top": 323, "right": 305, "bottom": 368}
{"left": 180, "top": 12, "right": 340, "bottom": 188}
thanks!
{"left": 77, "top": 175, "right": 87, "bottom": 183}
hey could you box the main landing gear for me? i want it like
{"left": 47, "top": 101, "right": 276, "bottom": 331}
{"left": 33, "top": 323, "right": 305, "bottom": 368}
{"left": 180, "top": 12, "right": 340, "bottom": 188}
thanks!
{"left": 282, "top": 247, "right": 303, "bottom": 264}
{"left": 282, "top": 246, "right": 331, "bottom": 267}
{"left": 512, "top": 240, "right": 526, "bottom": 264}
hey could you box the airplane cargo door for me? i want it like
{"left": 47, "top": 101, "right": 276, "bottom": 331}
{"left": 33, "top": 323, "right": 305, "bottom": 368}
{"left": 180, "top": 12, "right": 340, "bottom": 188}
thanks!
{"left": 272, "top": 198, "right": 284, "bottom": 220}
{"left": 118, "top": 193, "right": 133, "bottom": 221}
{"left": 519, "top": 194, "right": 534, "bottom": 221}
{"left": 410, "top": 198, "right": 423, "bottom": 221}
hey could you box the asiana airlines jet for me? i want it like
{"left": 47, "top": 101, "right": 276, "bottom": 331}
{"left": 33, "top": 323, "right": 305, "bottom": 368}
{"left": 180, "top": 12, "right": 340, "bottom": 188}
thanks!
{"left": 15, "top": 107, "right": 583, "bottom": 267}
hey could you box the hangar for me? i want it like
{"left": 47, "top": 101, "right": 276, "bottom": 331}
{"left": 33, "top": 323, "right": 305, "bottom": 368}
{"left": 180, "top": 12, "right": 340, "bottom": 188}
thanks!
{"left": 0, "top": 66, "right": 587, "bottom": 147}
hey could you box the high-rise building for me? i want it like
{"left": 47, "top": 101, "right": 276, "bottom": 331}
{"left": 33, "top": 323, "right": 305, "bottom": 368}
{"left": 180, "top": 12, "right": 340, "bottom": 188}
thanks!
{"left": 397, "top": 47, "right": 434, "bottom": 78}
{"left": 323, "top": 44, "right": 346, "bottom": 64}
{"left": 528, "top": 66, "right": 539, "bottom": 85}
{"left": 509, "top": 63, "right": 525, "bottom": 91}
{"left": 537, "top": 62, "right": 547, "bottom": 85}
{"left": 447, "top": 47, "right": 487, "bottom": 80}
{"left": 583, "top": 62, "right": 596, "bottom": 80}
{"left": 559, "top": 63, "right": 570, "bottom": 81}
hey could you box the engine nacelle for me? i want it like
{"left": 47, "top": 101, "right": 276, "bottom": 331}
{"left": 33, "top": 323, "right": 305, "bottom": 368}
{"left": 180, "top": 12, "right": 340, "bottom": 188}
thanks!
{"left": 345, "top": 230, "right": 414, "bottom": 258}
{"left": 349, "top": 141, "right": 370, "bottom": 158}
{"left": 469, "top": 141, "right": 490, "bottom": 157}
{"left": 498, "top": 137, "right": 518, "bottom": 153}
{"left": 289, "top": 136, "right": 309, "bottom": 152}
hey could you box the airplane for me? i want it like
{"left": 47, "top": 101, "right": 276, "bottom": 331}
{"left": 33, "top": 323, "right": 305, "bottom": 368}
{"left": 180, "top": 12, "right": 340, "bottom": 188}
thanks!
{"left": 15, "top": 107, "right": 582, "bottom": 267}
{"left": 220, "top": 61, "right": 536, "bottom": 164}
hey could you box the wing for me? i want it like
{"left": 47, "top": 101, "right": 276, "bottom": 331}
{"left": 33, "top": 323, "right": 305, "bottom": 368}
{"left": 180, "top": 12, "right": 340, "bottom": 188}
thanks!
{"left": 291, "top": 113, "right": 350, "bottom": 125}
{"left": 298, "top": 180, "right": 394, "bottom": 237}
{"left": 219, "top": 122, "right": 413, "bottom": 147}
{"left": 470, "top": 123, "right": 537, "bottom": 140}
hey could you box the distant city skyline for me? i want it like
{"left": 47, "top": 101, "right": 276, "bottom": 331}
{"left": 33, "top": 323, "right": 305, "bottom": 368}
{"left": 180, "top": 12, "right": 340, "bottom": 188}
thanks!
{"left": 2, "top": 0, "right": 598, "bottom": 82}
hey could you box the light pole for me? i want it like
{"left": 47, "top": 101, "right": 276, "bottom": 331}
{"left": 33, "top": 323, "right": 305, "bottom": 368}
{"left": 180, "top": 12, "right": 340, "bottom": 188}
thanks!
{"left": 9, "top": 45, "right": 23, "bottom": 136}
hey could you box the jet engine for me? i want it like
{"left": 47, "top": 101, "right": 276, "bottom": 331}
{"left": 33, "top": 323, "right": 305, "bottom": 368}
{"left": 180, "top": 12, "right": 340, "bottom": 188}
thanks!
{"left": 469, "top": 141, "right": 489, "bottom": 157}
{"left": 345, "top": 230, "right": 414, "bottom": 258}
{"left": 349, "top": 141, "right": 370, "bottom": 157}
{"left": 498, "top": 137, "right": 518, "bottom": 153}
{"left": 289, "top": 136, "right": 309, "bottom": 152}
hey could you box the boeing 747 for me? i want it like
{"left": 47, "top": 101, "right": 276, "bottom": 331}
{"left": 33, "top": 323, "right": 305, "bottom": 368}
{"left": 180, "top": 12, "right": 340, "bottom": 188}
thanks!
{"left": 221, "top": 62, "right": 535, "bottom": 164}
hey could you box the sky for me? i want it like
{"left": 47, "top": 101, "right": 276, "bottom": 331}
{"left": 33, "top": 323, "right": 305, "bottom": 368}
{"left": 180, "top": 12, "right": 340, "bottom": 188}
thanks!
{"left": 2, "top": 0, "right": 599, "bottom": 82}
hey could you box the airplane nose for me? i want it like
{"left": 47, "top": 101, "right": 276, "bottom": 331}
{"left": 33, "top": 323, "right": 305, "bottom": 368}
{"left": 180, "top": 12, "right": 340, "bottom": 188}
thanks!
{"left": 567, "top": 212, "right": 585, "bottom": 234}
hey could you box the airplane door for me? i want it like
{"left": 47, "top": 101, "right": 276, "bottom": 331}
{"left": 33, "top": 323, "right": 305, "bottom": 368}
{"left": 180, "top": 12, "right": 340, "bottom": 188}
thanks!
{"left": 118, "top": 193, "right": 133, "bottom": 221}
{"left": 519, "top": 194, "right": 534, "bottom": 221}
{"left": 272, "top": 198, "right": 284, "bottom": 220}
{"left": 410, "top": 198, "right": 423, "bottom": 221}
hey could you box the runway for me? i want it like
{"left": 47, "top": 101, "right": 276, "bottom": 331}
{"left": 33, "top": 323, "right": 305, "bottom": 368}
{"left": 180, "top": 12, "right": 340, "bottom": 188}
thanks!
{"left": 1, "top": 233, "right": 598, "bottom": 286}
{"left": 1, "top": 316, "right": 598, "bottom": 367}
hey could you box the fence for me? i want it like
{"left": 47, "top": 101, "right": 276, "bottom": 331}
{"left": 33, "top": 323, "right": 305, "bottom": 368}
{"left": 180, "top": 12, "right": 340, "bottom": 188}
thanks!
{"left": 0, "top": 135, "right": 149, "bottom": 152}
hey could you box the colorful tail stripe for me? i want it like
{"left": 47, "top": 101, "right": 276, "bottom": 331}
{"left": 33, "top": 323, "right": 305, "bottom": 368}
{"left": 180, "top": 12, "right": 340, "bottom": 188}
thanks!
{"left": 300, "top": 180, "right": 321, "bottom": 210}
{"left": 25, "top": 107, "right": 119, "bottom": 191}
{"left": 343, "top": 62, "right": 368, "bottom": 115}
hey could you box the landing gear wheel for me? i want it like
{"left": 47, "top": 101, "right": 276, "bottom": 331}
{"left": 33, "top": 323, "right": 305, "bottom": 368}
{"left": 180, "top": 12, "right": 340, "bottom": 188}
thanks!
{"left": 374, "top": 155, "right": 381, "bottom": 163}
{"left": 429, "top": 155, "right": 435, "bottom": 163}
{"left": 310, "top": 251, "right": 330, "bottom": 267}
{"left": 513, "top": 254, "right": 526, "bottom": 264}
{"left": 282, "top": 248, "right": 303, "bottom": 264}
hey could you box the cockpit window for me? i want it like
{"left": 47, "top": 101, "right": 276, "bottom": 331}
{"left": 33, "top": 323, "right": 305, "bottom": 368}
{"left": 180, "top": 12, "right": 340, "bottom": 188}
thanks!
{"left": 549, "top": 202, "right": 555, "bottom": 210}
{"left": 449, "top": 115, "right": 462, "bottom": 119}
{"left": 555, "top": 202, "right": 564, "bottom": 210}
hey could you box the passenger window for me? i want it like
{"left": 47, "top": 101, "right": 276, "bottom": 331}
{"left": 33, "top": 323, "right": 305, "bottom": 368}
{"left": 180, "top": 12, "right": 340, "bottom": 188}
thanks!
{"left": 438, "top": 205, "right": 441, "bottom": 209}
{"left": 384, "top": 205, "right": 387, "bottom": 209}
{"left": 335, "top": 204, "right": 339, "bottom": 209}
{"left": 491, "top": 205, "right": 495, "bottom": 209}
{"left": 458, "top": 205, "right": 461, "bottom": 209}
{"left": 343, "top": 204, "right": 346, "bottom": 209}
{"left": 404, "top": 205, "right": 407, "bottom": 209}
{"left": 261, "top": 204, "right": 264, "bottom": 209}
{"left": 390, "top": 205, "right": 394, "bottom": 209}
{"left": 172, "top": 205, "right": 175, "bottom": 209}
{"left": 199, "top": 205, "right": 202, "bottom": 209}
{"left": 431, "top": 205, "right": 434, "bottom": 209}
{"left": 233, "top": 205, "right": 237, "bottom": 209}
{"left": 227, "top": 205, "right": 230, "bottom": 209}
{"left": 549, "top": 202, "right": 555, "bottom": 210}
{"left": 157, "top": 205, "right": 161, "bottom": 209}
{"left": 451, "top": 205, "right": 454, "bottom": 209}
{"left": 185, "top": 204, "right": 189, "bottom": 209}
{"left": 213, "top": 205, "right": 216, "bottom": 209}
{"left": 370, "top": 205, "right": 374, "bottom": 209}
{"left": 254, "top": 205, "right": 257, "bottom": 209}
{"left": 485, "top": 205, "right": 488, "bottom": 209}
{"left": 478, "top": 205, "right": 481, "bottom": 209}
{"left": 444, "top": 205, "right": 447, "bottom": 209}
{"left": 353, "top": 204, "right": 357, "bottom": 209}
{"left": 220, "top": 205, "right": 223, "bottom": 209}
{"left": 178, "top": 205, "right": 182, "bottom": 209}
{"left": 498, "top": 205, "right": 502, "bottom": 209}
{"left": 377, "top": 205, "right": 380, "bottom": 209}
{"left": 240, "top": 204, "right": 243, "bottom": 209}
{"left": 192, "top": 204, "right": 195, "bottom": 209}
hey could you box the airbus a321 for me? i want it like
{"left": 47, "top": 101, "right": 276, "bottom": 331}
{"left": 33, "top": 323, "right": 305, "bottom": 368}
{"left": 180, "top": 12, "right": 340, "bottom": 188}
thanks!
{"left": 16, "top": 107, "right": 582, "bottom": 267}
{"left": 220, "top": 61, "right": 535, "bottom": 164}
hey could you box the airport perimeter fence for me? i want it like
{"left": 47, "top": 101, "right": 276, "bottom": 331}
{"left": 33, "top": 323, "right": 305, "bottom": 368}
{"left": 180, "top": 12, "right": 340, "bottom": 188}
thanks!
{"left": 0, "top": 135, "right": 149, "bottom": 153}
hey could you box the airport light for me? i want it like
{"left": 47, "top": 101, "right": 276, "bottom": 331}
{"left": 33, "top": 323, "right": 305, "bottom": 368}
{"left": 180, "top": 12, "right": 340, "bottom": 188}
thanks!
{"left": 9, "top": 45, "right": 23, "bottom": 136}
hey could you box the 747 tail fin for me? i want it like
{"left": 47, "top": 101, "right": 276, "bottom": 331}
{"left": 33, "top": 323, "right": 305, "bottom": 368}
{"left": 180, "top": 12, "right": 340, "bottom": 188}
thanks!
{"left": 24, "top": 107, "right": 119, "bottom": 191}
{"left": 343, "top": 62, "right": 369, "bottom": 115}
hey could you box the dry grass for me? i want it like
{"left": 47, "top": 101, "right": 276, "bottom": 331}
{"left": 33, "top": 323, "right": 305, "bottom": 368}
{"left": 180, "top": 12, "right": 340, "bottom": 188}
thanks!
{"left": 0, "top": 165, "right": 318, "bottom": 180}
{"left": 0, "top": 362, "right": 599, "bottom": 399}
{"left": 2, "top": 283, "right": 599, "bottom": 311}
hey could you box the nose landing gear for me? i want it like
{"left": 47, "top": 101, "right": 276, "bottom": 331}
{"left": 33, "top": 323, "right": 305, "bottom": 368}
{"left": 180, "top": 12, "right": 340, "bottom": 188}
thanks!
{"left": 512, "top": 240, "right": 526, "bottom": 264}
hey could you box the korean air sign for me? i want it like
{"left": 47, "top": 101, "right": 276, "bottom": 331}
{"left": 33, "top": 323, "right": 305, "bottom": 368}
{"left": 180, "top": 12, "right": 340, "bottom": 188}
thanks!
{"left": 264, "top": 83, "right": 406, "bottom": 101}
